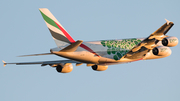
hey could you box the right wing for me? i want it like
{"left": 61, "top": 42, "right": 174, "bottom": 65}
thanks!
{"left": 122, "top": 19, "right": 174, "bottom": 60}
{"left": 3, "top": 60, "right": 81, "bottom": 67}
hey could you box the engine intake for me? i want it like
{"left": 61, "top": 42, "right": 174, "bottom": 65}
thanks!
{"left": 92, "top": 65, "right": 108, "bottom": 71}
{"left": 144, "top": 46, "right": 172, "bottom": 60}
{"left": 162, "top": 36, "right": 178, "bottom": 47}
{"left": 56, "top": 63, "right": 73, "bottom": 73}
{"left": 152, "top": 46, "right": 171, "bottom": 56}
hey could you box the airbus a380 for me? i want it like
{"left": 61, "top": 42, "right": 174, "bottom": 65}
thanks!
{"left": 3, "top": 8, "right": 178, "bottom": 73}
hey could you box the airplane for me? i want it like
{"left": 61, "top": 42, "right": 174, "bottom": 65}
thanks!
{"left": 3, "top": 8, "right": 178, "bottom": 73}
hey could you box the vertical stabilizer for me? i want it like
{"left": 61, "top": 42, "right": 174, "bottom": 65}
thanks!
{"left": 39, "top": 8, "right": 75, "bottom": 47}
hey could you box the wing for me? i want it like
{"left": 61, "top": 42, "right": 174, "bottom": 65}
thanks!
{"left": 3, "top": 60, "right": 81, "bottom": 67}
{"left": 18, "top": 53, "right": 53, "bottom": 57}
{"left": 122, "top": 19, "right": 174, "bottom": 60}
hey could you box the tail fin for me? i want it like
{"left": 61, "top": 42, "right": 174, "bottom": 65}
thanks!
{"left": 39, "top": 8, "right": 75, "bottom": 47}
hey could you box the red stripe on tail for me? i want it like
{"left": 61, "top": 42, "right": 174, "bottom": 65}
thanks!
{"left": 55, "top": 22, "right": 100, "bottom": 57}
{"left": 55, "top": 22, "right": 75, "bottom": 43}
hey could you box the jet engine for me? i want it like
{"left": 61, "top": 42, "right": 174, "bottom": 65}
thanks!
{"left": 152, "top": 46, "right": 171, "bottom": 56}
{"left": 144, "top": 46, "right": 171, "bottom": 60}
{"left": 162, "top": 36, "right": 178, "bottom": 47}
{"left": 92, "top": 65, "right": 108, "bottom": 71}
{"left": 55, "top": 63, "right": 73, "bottom": 73}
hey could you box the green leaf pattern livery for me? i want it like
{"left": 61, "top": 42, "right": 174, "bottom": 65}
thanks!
{"left": 101, "top": 38, "right": 142, "bottom": 60}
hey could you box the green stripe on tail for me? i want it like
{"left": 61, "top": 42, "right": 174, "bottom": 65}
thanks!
{"left": 39, "top": 11, "right": 60, "bottom": 30}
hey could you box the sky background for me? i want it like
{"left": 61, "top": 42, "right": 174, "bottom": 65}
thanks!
{"left": 0, "top": 0, "right": 180, "bottom": 101}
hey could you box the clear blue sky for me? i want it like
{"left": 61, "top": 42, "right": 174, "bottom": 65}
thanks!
{"left": 0, "top": 0, "right": 180, "bottom": 101}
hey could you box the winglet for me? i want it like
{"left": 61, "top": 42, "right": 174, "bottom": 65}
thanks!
{"left": 165, "top": 19, "right": 170, "bottom": 25}
{"left": 2, "top": 60, "right": 7, "bottom": 67}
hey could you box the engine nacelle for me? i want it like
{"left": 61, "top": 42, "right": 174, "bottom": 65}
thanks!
{"left": 152, "top": 46, "right": 171, "bottom": 56}
{"left": 56, "top": 63, "right": 73, "bottom": 73}
{"left": 92, "top": 65, "right": 108, "bottom": 71}
{"left": 162, "top": 36, "right": 178, "bottom": 47}
{"left": 144, "top": 46, "right": 171, "bottom": 60}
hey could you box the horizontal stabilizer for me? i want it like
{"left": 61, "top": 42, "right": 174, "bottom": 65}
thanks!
{"left": 18, "top": 53, "right": 53, "bottom": 57}
{"left": 59, "top": 40, "right": 83, "bottom": 52}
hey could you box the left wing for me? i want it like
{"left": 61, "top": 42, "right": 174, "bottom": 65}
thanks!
{"left": 3, "top": 60, "right": 81, "bottom": 67}
{"left": 122, "top": 19, "right": 174, "bottom": 60}
{"left": 18, "top": 53, "right": 53, "bottom": 57}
